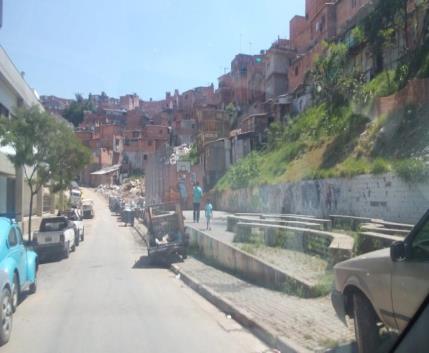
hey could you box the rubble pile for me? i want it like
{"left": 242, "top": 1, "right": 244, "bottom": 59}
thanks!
{"left": 96, "top": 178, "right": 145, "bottom": 212}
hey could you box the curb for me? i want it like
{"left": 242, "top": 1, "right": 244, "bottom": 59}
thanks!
{"left": 170, "top": 263, "right": 311, "bottom": 353}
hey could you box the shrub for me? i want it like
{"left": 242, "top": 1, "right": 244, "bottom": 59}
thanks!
{"left": 393, "top": 159, "right": 428, "bottom": 183}
{"left": 219, "top": 152, "right": 261, "bottom": 190}
{"left": 363, "top": 70, "right": 399, "bottom": 98}
{"left": 371, "top": 158, "right": 391, "bottom": 174}
{"left": 337, "top": 158, "right": 370, "bottom": 178}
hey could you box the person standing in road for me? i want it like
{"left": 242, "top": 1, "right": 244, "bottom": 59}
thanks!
{"left": 205, "top": 199, "right": 213, "bottom": 230}
{"left": 192, "top": 181, "right": 203, "bottom": 223}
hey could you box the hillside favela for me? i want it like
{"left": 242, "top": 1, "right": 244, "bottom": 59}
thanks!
{"left": 1, "top": 1, "right": 429, "bottom": 353}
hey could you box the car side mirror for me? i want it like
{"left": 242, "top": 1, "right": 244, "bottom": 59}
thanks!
{"left": 391, "top": 241, "right": 406, "bottom": 262}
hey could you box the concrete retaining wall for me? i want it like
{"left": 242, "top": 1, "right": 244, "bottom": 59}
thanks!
{"left": 187, "top": 226, "right": 319, "bottom": 297}
{"left": 215, "top": 173, "right": 429, "bottom": 224}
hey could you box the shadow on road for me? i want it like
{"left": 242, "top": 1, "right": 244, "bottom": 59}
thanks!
{"left": 38, "top": 254, "right": 65, "bottom": 264}
{"left": 132, "top": 255, "right": 183, "bottom": 269}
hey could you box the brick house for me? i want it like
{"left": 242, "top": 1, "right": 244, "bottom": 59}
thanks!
{"left": 264, "top": 39, "right": 296, "bottom": 100}
{"left": 119, "top": 94, "right": 140, "bottom": 111}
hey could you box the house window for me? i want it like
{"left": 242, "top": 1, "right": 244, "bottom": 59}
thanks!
{"left": 352, "top": 0, "right": 357, "bottom": 8}
{"left": 295, "top": 66, "right": 299, "bottom": 76}
{"left": 159, "top": 129, "right": 163, "bottom": 134}
{"left": 148, "top": 140, "right": 153, "bottom": 146}
{"left": 132, "top": 131, "right": 139, "bottom": 138}
{"left": 144, "top": 155, "right": 148, "bottom": 161}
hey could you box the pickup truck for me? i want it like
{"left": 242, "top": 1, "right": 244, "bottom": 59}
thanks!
{"left": 332, "top": 209, "right": 429, "bottom": 353}
{"left": 33, "top": 217, "right": 76, "bottom": 260}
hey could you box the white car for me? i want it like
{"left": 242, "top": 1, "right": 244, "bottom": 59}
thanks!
{"left": 64, "top": 209, "right": 84, "bottom": 245}
{"left": 33, "top": 217, "right": 76, "bottom": 259}
{"left": 70, "top": 189, "right": 82, "bottom": 208}
{"left": 81, "top": 199, "right": 94, "bottom": 219}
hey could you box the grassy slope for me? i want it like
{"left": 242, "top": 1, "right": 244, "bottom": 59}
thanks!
{"left": 216, "top": 72, "right": 429, "bottom": 191}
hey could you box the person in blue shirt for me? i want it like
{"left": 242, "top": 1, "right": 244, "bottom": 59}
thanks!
{"left": 205, "top": 199, "right": 213, "bottom": 230}
{"left": 192, "top": 181, "right": 203, "bottom": 223}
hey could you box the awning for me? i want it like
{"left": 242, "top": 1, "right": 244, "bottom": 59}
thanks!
{"left": 90, "top": 164, "right": 121, "bottom": 176}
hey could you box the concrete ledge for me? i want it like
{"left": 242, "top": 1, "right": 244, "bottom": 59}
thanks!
{"left": 359, "top": 224, "right": 410, "bottom": 237}
{"left": 170, "top": 263, "right": 311, "bottom": 353}
{"left": 370, "top": 219, "right": 414, "bottom": 230}
{"left": 355, "top": 231, "right": 402, "bottom": 254}
{"left": 227, "top": 215, "right": 323, "bottom": 232}
{"left": 186, "top": 225, "right": 327, "bottom": 298}
{"left": 235, "top": 222, "right": 353, "bottom": 266}
{"left": 329, "top": 215, "right": 372, "bottom": 230}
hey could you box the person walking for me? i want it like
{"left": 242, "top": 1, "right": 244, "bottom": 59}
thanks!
{"left": 205, "top": 199, "right": 213, "bottom": 230}
{"left": 192, "top": 181, "right": 203, "bottom": 223}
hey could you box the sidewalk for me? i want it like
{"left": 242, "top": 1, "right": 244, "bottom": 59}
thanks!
{"left": 173, "top": 256, "right": 355, "bottom": 353}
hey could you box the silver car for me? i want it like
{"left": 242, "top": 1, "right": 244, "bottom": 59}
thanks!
{"left": 332, "top": 209, "right": 429, "bottom": 353}
{"left": 0, "top": 269, "right": 13, "bottom": 346}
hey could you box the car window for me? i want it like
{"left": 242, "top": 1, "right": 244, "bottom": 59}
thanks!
{"left": 40, "top": 220, "right": 68, "bottom": 232}
{"left": 14, "top": 227, "right": 23, "bottom": 244}
{"left": 8, "top": 228, "right": 18, "bottom": 247}
{"left": 411, "top": 219, "right": 429, "bottom": 260}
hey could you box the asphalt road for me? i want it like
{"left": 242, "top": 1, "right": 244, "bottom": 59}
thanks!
{"left": 2, "top": 189, "right": 270, "bottom": 353}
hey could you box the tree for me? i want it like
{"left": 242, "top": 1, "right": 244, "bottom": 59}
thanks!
{"left": 62, "top": 93, "right": 93, "bottom": 127}
{"left": 48, "top": 124, "right": 91, "bottom": 209}
{"left": 312, "top": 42, "right": 365, "bottom": 109}
{"left": 0, "top": 107, "right": 57, "bottom": 240}
{"left": 0, "top": 107, "right": 91, "bottom": 239}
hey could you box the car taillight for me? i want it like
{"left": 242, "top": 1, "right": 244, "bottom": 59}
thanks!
{"left": 60, "top": 233, "right": 65, "bottom": 242}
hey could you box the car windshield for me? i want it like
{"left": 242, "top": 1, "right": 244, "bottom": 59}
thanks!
{"left": 1, "top": 1, "right": 429, "bottom": 353}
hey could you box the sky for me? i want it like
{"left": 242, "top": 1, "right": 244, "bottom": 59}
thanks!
{"left": 0, "top": 0, "right": 304, "bottom": 101}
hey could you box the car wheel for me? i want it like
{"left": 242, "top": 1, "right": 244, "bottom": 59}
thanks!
{"left": 29, "top": 275, "right": 37, "bottom": 295}
{"left": 11, "top": 275, "right": 19, "bottom": 313}
{"left": 81, "top": 228, "right": 84, "bottom": 242}
{"left": 64, "top": 243, "right": 70, "bottom": 259}
{"left": 353, "top": 293, "right": 380, "bottom": 353}
{"left": 0, "top": 287, "right": 13, "bottom": 345}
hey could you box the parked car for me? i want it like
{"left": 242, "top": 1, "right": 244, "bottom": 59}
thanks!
{"left": 332, "top": 209, "right": 429, "bottom": 353}
{"left": 0, "top": 269, "right": 12, "bottom": 346}
{"left": 64, "top": 209, "right": 84, "bottom": 245}
{"left": 0, "top": 216, "right": 38, "bottom": 313}
{"left": 33, "top": 217, "right": 76, "bottom": 260}
{"left": 70, "top": 189, "right": 82, "bottom": 208}
{"left": 81, "top": 199, "right": 94, "bottom": 219}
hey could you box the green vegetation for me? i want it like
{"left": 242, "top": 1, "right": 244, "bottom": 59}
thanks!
{"left": 0, "top": 107, "right": 91, "bottom": 239}
{"left": 214, "top": 1, "right": 429, "bottom": 192}
{"left": 181, "top": 144, "right": 199, "bottom": 165}
{"left": 62, "top": 93, "right": 94, "bottom": 127}
{"left": 393, "top": 159, "right": 428, "bottom": 183}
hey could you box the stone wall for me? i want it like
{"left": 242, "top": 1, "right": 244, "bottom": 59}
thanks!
{"left": 214, "top": 173, "right": 429, "bottom": 224}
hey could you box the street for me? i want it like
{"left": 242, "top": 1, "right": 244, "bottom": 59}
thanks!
{"left": 2, "top": 189, "right": 269, "bottom": 353}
